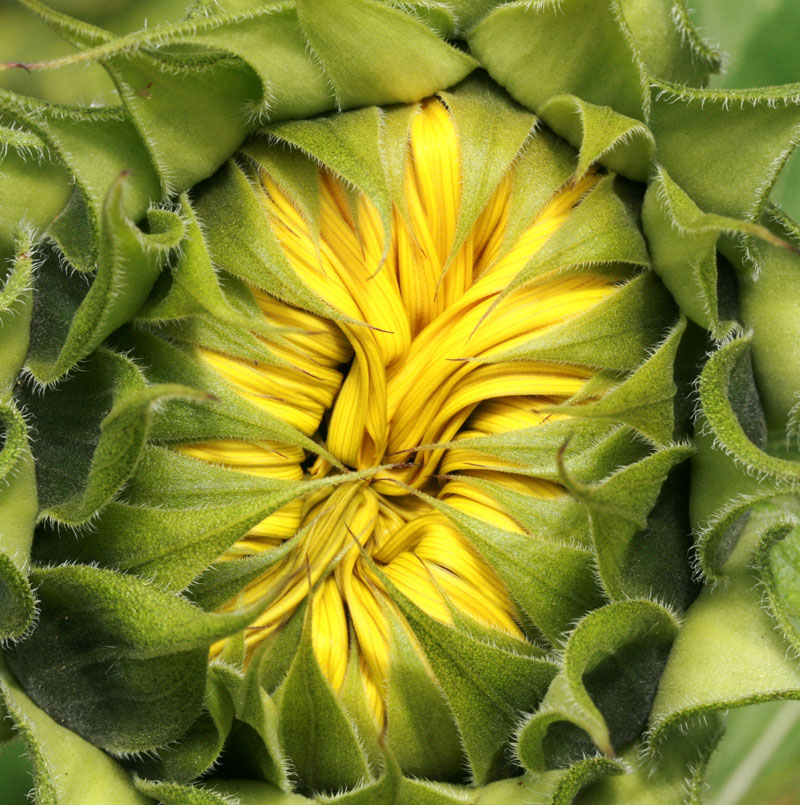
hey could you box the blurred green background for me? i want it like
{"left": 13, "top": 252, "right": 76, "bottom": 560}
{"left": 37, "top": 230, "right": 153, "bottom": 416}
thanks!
{"left": 1, "top": 1, "right": 800, "bottom": 803}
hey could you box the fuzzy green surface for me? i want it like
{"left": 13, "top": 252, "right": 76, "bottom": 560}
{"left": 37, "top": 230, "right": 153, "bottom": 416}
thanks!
{"left": 2, "top": 1, "right": 800, "bottom": 803}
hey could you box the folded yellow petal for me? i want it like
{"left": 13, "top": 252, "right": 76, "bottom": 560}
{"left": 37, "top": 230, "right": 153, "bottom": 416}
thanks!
{"left": 193, "top": 98, "right": 623, "bottom": 725}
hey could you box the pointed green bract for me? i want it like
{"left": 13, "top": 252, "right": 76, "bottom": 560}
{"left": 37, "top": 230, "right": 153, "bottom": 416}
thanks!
{"left": 388, "top": 579, "right": 558, "bottom": 785}
{"left": 265, "top": 106, "right": 393, "bottom": 263}
{"left": 121, "top": 328, "right": 333, "bottom": 460}
{"left": 277, "top": 606, "right": 371, "bottom": 796}
{"left": 539, "top": 95, "right": 654, "bottom": 182}
{"left": 548, "top": 317, "right": 685, "bottom": 446}
{"left": 384, "top": 610, "right": 465, "bottom": 781}
{"left": 501, "top": 128, "right": 577, "bottom": 259}
{"left": 439, "top": 75, "right": 536, "bottom": 270}
{"left": 490, "top": 271, "right": 673, "bottom": 372}
{"left": 192, "top": 160, "right": 344, "bottom": 322}
{"left": 478, "top": 178, "right": 655, "bottom": 351}
{"left": 32, "top": 447, "right": 343, "bottom": 591}
{"left": 424, "top": 493, "right": 602, "bottom": 644}
{"left": 295, "top": 0, "right": 476, "bottom": 108}
{"left": 136, "top": 193, "right": 291, "bottom": 361}
{"left": 243, "top": 140, "right": 323, "bottom": 248}
{"left": 470, "top": 0, "right": 648, "bottom": 123}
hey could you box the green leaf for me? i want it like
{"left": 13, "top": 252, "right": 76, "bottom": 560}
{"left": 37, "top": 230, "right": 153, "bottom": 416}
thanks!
{"left": 134, "top": 778, "right": 228, "bottom": 805}
{"left": 538, "top": 95, "right": 655, "bottom": 182}
{"left": 218, "top": 661, "right": 291, "bottom": 789}
{"left": 295, "top": 0, "right": 476, "bottom": 109}
{"left": 483, "top": 176, "right": 651, "bottom": 330}
{"left": 384, "top": 609, "right": 465, "bottom": 782}
{"left": 642, "top": 168, "right": 789, "bottom": 337}
{"left": 316, "top": 751, "right": 402, "bottom": 805}
{"left": 469, "top": 0, "right": 648, "bottom": 123}
{"left": 138, "top": 193, "right": 278, "bottom": 339}
{"left": 439, "top": 74, "right": 536, "bottom": 270}
{"left": 129, "top": 664, "right": 235, "bottom": 785}
{"left": 475, "top": 761, "right": 624, "bottom": 805}
{"left": 103, "top": 54, "right": 260, "bottom": 197}
{"left": 769, "top": 522, "right": 800, "bottom": 624}
{"left": 26, "top": 174, "right": 184, "bottom": 382}
{"left": 277, "top": 605, "right": 371, "bottom": 796}
{"left": 5, "top": 564, "right": 262, "bottom": 754}
{"left": 649, "top": 80, "right": 800, "bottom": 221}
{"left": 579, "top": 720, "right": 721, "bottom": 804}
{"left": 619, "top": 0, "right": 721, "bottom": 86}
{"left": 0, "top": 91, "right": 161, "bottom": 269}
{"left": 0, "top": 658, "right": 147, "bottom": 805}
{"left": 253, "top": 601, "right": 307, "bottom": 696}
{"left": 695, "top": 487, "right": 795, "bottom": 583}
{"left": 559, "top": 442, "right": 694, "bottom": 601}
{"left": 0, "top": 130, "right": 71, "bottom": 257}
{"left": 0, "top": 232, "right": 34, "bottom": 393}
{"left": 0, "top": 399, "right": 37, "bottom": 642}
{"left": 548, "top": 316, "right": 685, "bottom": 446}
{"left": 206, "top": 780, "right": 310, "bottom": 804}
{"left": 387, "top": 579, "right": 558, "bottom": 785}
{"left": 396, "top": 777, "right": 473, "bottom": 804}
{"left": 690, "top": 339, "right": 768, "bottom": 553}
{"left": 516, "top": 600, "right": 680, "bottom": 771}
{"left": 21, "top": 347, "right": 207, "bottom": 526}
{"left": 649, "top": 510, "right": 800, "bottom": 751}
{"left": 242, "top": 140, "right": 323, "bottom": 249}
{"left": 739, "top": 206, "right": 800, "bottom": 429}
{"left": 699, "top": 336, "right": 800, "bottom": 484}
{"left": 188, "top": 537, "right": 302, "bottom": 614}
{"left": 446, "top": 474, "right": 590, "bottom": 555}
{"left": 0, "top": 233, "right": 38, "bottom": 642}
{"left": 430, "top": 417, "right": 643, "bottom": 485}
{"left": 336, "top": 634, "right": 382, "bottom": 774}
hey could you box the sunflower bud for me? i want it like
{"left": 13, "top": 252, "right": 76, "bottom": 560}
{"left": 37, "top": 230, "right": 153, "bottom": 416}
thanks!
{"left": 2, "top": 2, "right": 800, "bottom": 803}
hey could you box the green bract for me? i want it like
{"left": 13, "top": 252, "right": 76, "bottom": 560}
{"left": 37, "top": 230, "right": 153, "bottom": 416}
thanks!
{"left": 1, "top": 1, "right": 800, "bottom": 803}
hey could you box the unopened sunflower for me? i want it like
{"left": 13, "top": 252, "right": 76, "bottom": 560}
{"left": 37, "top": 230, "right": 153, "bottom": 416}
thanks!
{"left": 2, "top": 1, "right": 800, "bottom": 803}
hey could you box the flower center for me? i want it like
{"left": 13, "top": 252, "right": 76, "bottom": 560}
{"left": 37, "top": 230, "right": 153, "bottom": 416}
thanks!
{"left": 188, "top": 100, "right": 617, "bottom": 723}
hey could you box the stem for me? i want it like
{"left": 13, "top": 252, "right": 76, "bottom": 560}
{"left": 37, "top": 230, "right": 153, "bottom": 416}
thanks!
{"left": 714, "top": 701, "right": 800, "bottom": 805}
